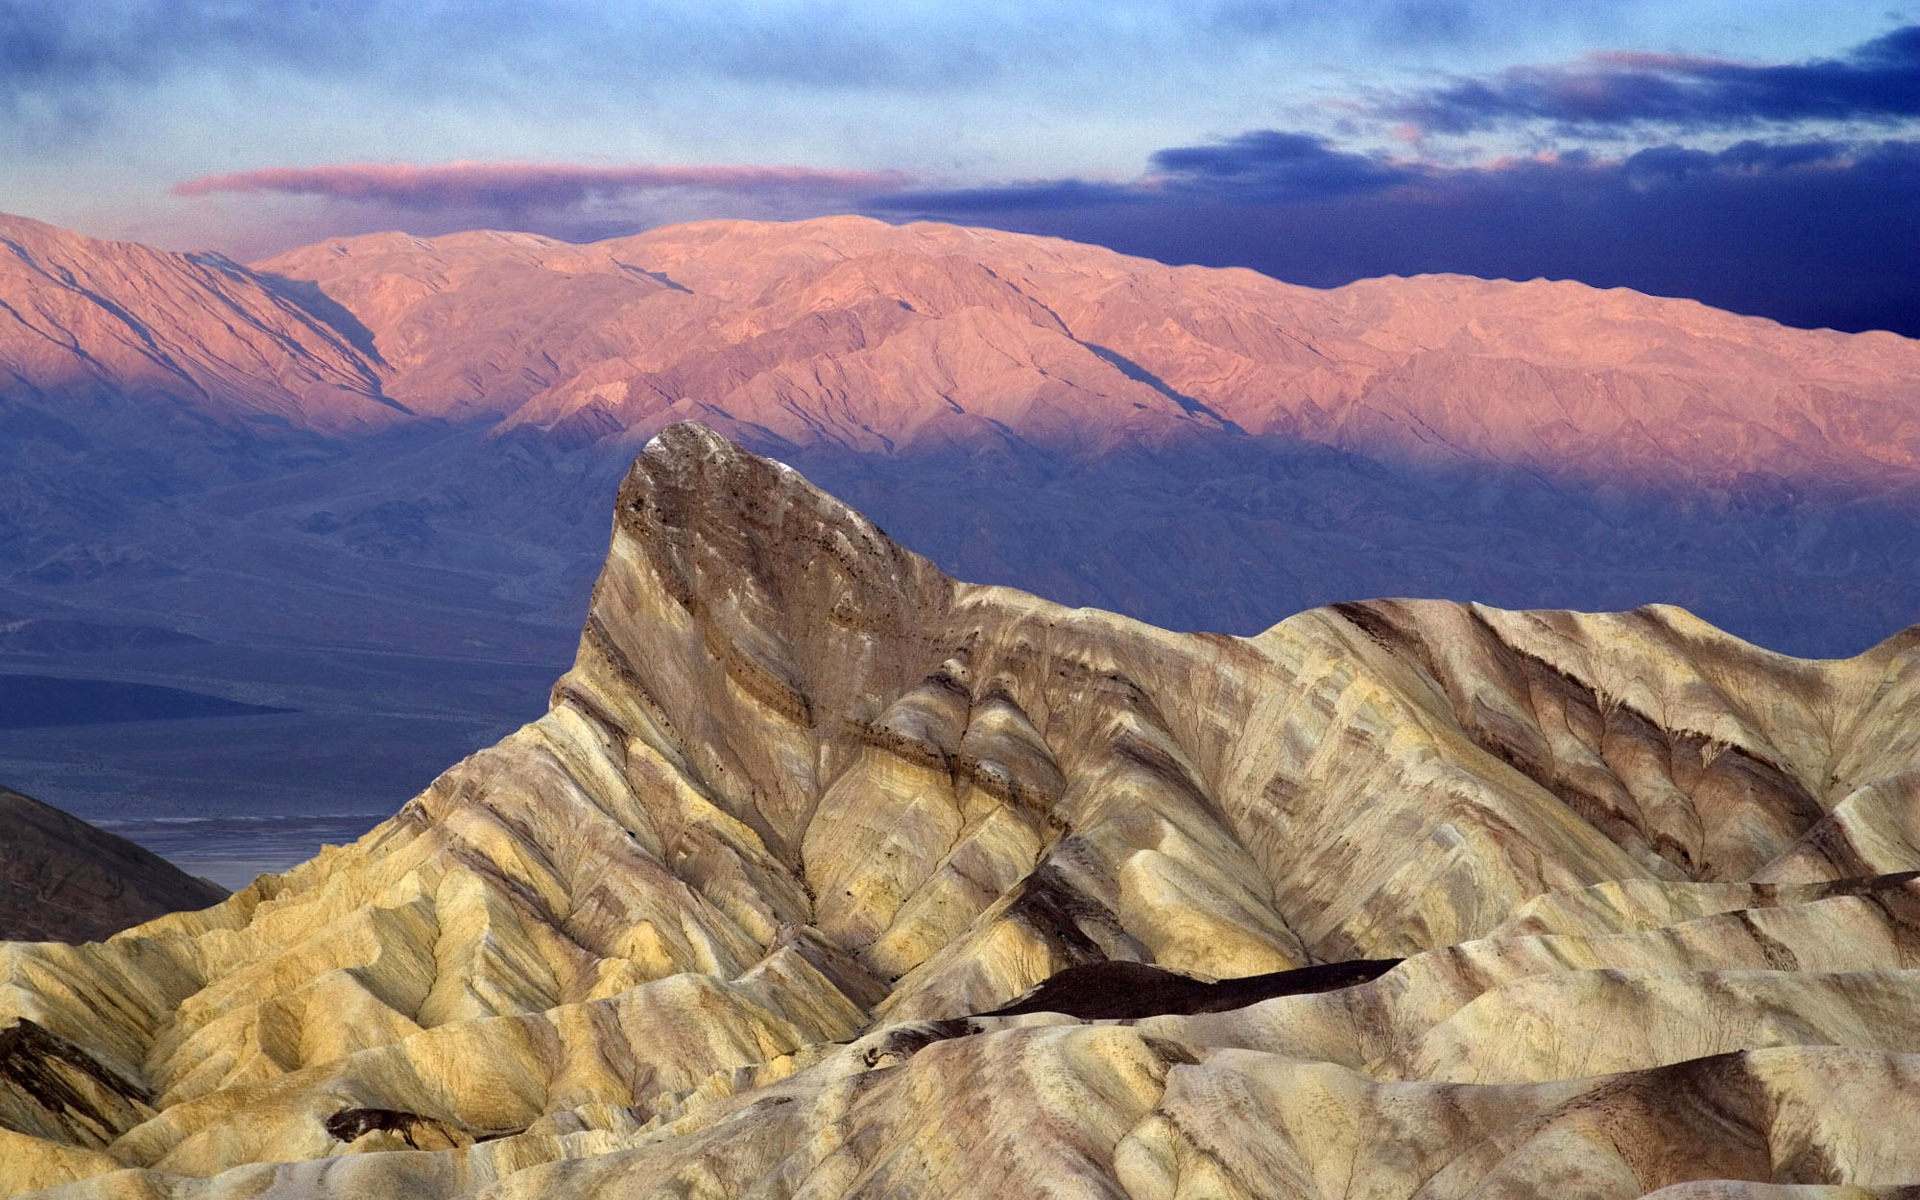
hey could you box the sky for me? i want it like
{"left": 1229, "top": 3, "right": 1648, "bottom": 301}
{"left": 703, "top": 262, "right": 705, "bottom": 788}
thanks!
{"left": 4, "top": 1, "right": 1917, "bottom": 335}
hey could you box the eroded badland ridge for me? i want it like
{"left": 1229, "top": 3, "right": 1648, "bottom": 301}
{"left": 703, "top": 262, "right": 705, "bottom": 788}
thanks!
{"left": 4, "top": 425, "right": 1920, "bottom": 1198}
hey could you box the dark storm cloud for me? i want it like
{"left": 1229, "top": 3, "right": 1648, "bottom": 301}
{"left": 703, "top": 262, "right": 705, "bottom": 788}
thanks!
{"left": 1395, "top": 24, "right": 1920, "bottom": 133}
{"left": 860, "top": 136, "right": 1418, "bottom": 216}
{"left": 870, "top": 134, "right": 1920, "bottom": 338}
{"left": 875, "top": 131, "right": 1426, "bottom": 215}
{"left": 1147, "top": 132, "right": 1420, "bottom": 199}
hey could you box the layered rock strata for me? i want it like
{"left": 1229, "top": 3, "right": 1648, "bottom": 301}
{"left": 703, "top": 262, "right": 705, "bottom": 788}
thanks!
{"left": 3, "top": 425, "right": 1919, "bottom": 1198}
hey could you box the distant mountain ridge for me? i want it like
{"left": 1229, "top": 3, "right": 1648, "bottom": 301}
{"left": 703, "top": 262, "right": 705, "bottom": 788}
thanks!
{"left": 0, "top": 212, "right": 395, "bottom": 432}
{"left": 10, "top": 209, "right": 1916, "bottom": 482}
{"left": 255, "top": 215, "right": 1920, "bottom": 484}
{"left": 2, "top": 210, "right": 1918, "bottom": 833}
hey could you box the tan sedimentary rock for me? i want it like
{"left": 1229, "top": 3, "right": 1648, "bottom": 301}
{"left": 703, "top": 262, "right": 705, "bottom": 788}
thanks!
{"left": 3, "top": 425, "right": 1919, "bottom": 1198}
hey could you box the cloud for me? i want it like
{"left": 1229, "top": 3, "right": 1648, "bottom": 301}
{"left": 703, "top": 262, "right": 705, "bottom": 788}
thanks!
{"left": 1393, "top": 23, "right": 1920, "bottom": 133}
{"left": 0, "top": 1, "right": 1654, "bottom": 101}
{"left": 1146, "top": 131, "right": 1420, "bottom": 199}
{"left": 56, "top": 8, "right": 1911, "bottom": 339}
{"left": 0, "top": 0, "right": 1726, "bottom": 162}
{"left": 871, "top": 132, "right": 1920, "bottom": 338}
{"left": 0, "top": 0, "right": 1017, "bottom": 155}
{"left": 153, "top": 128, "right": 1918, "bottom": 341}
{"left": 173, "top": 162, "right": 912, "bottom": 208}
{"left": 0, "top": 0, "right": 1429, "bottom": 141}
{"left": 0, "top": 1, "right": 949, "bottom": 99}
{"left": 885, "top": 133, "right": 1424, "bottom": 213}
{"left": 152, "top": 161, "right": 915, "bottom": 259}
{"left": 876, "top": 131, "right": 1429, "bottom": 216}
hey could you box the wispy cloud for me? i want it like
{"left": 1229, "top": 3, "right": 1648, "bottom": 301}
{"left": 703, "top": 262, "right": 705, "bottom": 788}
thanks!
{"left": 0, "top": 1, "right": 1655, "bottom": 106}
{"left": 154, "top": 160, "right": 918, "bottom": 259}
{"left": 173, "top": 161, "right": 913, "bottom": 208}
{"left": 1390, "top": 24, "right": 1920, "bottom": 134}
{"left": 0, "top": 1, "right": 969, "bottom": 103}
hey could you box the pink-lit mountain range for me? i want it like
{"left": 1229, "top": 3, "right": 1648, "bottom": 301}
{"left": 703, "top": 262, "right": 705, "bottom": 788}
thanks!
{"left": 2, "top": 210, "right": 1917, "bottom": 824}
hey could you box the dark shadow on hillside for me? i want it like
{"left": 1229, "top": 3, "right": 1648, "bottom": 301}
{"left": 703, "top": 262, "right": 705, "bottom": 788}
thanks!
{"left": 251, "top": 271, "right": 389, "bottom": 366}
{"left": 983, "top": 957, "right": 1402, "bottom": 1020}
{"left": 1080, "top": 342, "right": 1242, "bottom": 429}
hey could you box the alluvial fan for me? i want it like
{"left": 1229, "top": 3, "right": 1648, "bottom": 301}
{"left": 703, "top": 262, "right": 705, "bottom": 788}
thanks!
{"left": 3, "top": 424, "right": 1919, "bottom": 1198}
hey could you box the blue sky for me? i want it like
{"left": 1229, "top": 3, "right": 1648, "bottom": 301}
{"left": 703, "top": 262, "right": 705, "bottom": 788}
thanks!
{"left": 5, "top": 1, "right": 1917, "bottom": 333}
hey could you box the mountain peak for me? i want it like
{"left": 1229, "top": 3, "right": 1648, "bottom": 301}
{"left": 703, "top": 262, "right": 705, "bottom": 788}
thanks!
{"left": 609, "top": 419, "right": 945, "bottom": 648}
{"left": 0, "top": 212, "right": 399, "bottom": 433}
{"left": 560, "top": 422, "right": 956, "bottom": 862}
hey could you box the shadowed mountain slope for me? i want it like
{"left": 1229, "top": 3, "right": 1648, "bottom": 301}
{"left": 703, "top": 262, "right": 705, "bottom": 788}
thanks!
{"left": 2, "top": 427, "right": 1918, "bottom": 1198}
{"left": 0, "top": 785, "right": 225, "bottom": 943}
{"left": 3, "top": 211, "right": 1919, "bottom": 881}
